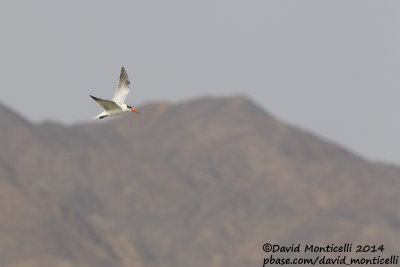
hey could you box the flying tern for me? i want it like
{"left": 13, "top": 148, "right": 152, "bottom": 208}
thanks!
{"left": 90, "top": 66, "right": 139, "bottom": 119}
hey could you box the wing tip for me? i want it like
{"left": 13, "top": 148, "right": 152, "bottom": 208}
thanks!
{"left": 120, "top": 67, "right": 127, "bottom": 76}
{"left": 119, "top": 67, "right": 130, "bottom": 85}
{"left": 121, "top": 66, "right": 126, "bottom": 75}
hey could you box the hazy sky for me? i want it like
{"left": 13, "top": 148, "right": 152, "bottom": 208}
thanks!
{"left": 1, "top": 1, "right": 400, "bottom": 165}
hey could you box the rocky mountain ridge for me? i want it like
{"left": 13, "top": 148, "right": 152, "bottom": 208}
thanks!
{"left": 0, "top": 96, "right": 398, "bottom": 266}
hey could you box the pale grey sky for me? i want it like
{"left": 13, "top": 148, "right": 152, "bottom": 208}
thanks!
{"left": 1, "top": 0, "right": 400, "bottom": 165}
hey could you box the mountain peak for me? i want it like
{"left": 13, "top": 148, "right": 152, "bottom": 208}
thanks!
{"left": 101, "top": 95, "right": 273, "bottom": 140}
{"left": 168, "top": 95, "right": 271, "bottom": 121}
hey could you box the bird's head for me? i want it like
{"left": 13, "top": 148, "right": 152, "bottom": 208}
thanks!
{"left": 127, "top": 104, "right": 139, "bottom": 114}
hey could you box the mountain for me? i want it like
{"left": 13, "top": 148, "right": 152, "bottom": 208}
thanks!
{"left": 0, "top": 96, "right": 399, "bottom": 266}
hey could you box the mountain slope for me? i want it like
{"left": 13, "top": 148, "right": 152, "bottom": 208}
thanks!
{"left": 0, "top": 96, "right": 399, "bottom": 266}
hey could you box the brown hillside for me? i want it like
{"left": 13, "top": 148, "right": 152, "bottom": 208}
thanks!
{"left": 0, "top": 97, "right": 399, "bottom": 266}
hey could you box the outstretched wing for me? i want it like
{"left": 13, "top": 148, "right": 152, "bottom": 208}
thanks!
{"left": 90, "top": 95, "right": 121, "bottom": 111}
{"left": 112, "top": 66, "right": 131, "bottom": 105}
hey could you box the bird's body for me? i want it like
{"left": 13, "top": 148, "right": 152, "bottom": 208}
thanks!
{"left": 90, "top": 67, "right": 139, "bottom": 119}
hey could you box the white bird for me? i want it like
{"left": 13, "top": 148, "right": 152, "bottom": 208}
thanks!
{"left": 90, "top": 66, "right": 139, "bottom": 119}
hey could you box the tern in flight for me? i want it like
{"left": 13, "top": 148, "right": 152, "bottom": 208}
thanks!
{"left": 90, "top": 66, "right": 139, "bottom": 119}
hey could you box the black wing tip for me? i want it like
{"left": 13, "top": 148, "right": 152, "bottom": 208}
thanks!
{"left": 121, "top": 66, "right": 129, "bottom": 76}
{"left": 119, "top": 67, "right": 129, "bottom": 82}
